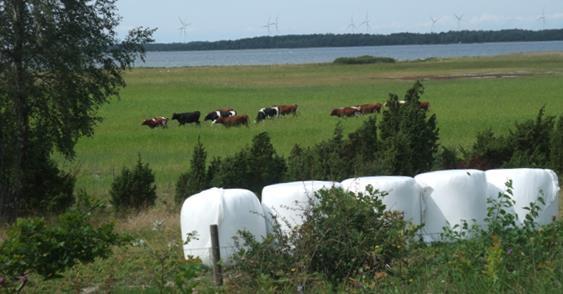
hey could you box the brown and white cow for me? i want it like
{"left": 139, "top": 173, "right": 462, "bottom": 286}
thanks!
{"left": 330, "top": 107, "right": 361, "bottom": 117}
{"left": 215, "top": 115, "right": 249, "bottom": 127}
{"left": 355, "top": 103, "right": 382, "bottom": 114}
{"left": 141, "top": 116, "right": 168, "bottom": 128}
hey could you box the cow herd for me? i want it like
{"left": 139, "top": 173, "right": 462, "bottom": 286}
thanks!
{"left": 141, "top": 101, "right": 429, "bottom": 129}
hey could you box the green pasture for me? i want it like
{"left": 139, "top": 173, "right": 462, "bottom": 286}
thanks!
{"left": 61, "top": 53, "right": 563, "bottom": 201}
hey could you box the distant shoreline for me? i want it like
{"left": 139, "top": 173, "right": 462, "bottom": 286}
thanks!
{"left": 145, "top": 29, "right": 563, "bottom": 52}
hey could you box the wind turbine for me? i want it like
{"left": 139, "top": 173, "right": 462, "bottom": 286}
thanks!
{"left": 263, "top": 17, "right": 273, "bottom": 34}
{"left": 454, "top": 14, "right": 463, "bottom": 30}
{"left": 359, "top": 13, "right": 371, "bottom": 33}
{"left": 178, "top": 17, "right": 190, "bottom": 42}
{"left": 430, "top": 17, "right": 440, "bottom": 33}
{"left": 271, "top": 16, "right": 279, "bottom": 33}
{"left": 538, "top": 9, "right": 546, "bottom": 30}
{"left": 347, "top": 17, "right": 357, "bottom": 33}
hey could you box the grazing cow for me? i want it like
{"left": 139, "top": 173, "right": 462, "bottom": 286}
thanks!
{"left": 355, "top": 103, "right": 382, "bottom": 114}
{"left": 142, "top": 116, "right": 168, "bottom": 128}
{"left": 256, "top": 107, "right": 279, "bottom": 122}
{"left": 215, "top": 115, "right": 249, "bottom": 127}
{"left": 418, "top": 101, "right": 430, "bottom": 111}
{"left": 276, "top": 104, "right": 298, "bottom": 116}
{"left": 204, "top": 108, "right": 237, "bottom": 122}
{"left": 172, "top": 111, "right": 201, "bottom": 125}
{"left": 330, "top": 107, "right": 361, "bottom": 117}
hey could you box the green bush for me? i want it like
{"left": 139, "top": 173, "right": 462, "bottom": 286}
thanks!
{"left": 210, "top": 132, "right": 286, "bottom": 198}
{"left": 333, "top": 55, "right": 396, "bottom": 64}
{"left": 110, "top": 154, "right": 157, "bottom": 212}
{"left": 175, "top": 139, "right": 210, "bottom": 204}
{"left": 231, "top": 187, "right": 420, "bottom": 289}
{"left": 378, "top": 81, "right": 439, "bottom": 176}
{"left": 550, "top": 115, "right": 563, "bottom": 174}
{"left": 0, "top": 210, "right": 126, "bottom": 292}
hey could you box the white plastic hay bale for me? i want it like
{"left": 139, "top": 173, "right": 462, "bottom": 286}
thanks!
{"left": 415, "top": 169, "right": 487, "bottom": 242}
{"left": 180, "top": 187, "right": 267, "bottom": 267}
{"left": 485, "top": 168, "right": 560, "bottom": 226}
{"left": 341, "top": 176, "right": 422, "bottom": 225}
{"left": 261, "top": 181, "right": 340, "bottom": 234}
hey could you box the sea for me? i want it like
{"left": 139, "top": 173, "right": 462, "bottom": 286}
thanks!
{"left": 135, "top": 40, "right": 563, "bottom": 68}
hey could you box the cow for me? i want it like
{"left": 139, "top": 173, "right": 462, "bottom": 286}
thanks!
{"left": 172, "top": 111, "right": 201, "bottom": 125}
{"left": 355, "top": 103, "right": 382, "bottom": 114}
{"left": 418, "top": 101, "right": 430, "bottom": 111}
{"left": 276, "top": 104, "right": 298, "bottom": 116}
{"left": 256, "top": 106, "right": 279, "bottom": 122}
{"left": 141, "top": 116, "right": 168, "bottom": 128}
{"left": 330, "top": 107, "right": 361, "bottom": 117}
{"left": 215, "top": 114, "right": 249, "bottom": 127}
{"left": 204, "top": 108, "right": 237, "bottom": 122}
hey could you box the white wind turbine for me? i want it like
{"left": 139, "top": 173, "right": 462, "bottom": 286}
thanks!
{"left": 347, "top": 17, "right": 357, "bottom": 33}
{"left": 178, "top": 17, "right": 190, "bottom": 42}
{"left": 538, "top": 9, "right": 546, "bottom": 30}
{"left": 360, "top": 13, "right": 371, "bottom": 33}
{"left": 454, "top": 14, "right": 464, "bottom": 30}
{"left": 430, "top": 17, "right": 440, "bottom": 33}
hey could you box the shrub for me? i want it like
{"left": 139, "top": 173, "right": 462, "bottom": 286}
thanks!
{"left": 0, "top": 210, "right": 126, "bottom": 292}
{"left": 333, "top": 55, "right": 396, "bottom": 64}
{"left": 209, "top": 132, "right": 286, "bottom": 198}
{"left": 175, "top": 138, "right": 210, "bottom": 204}
{"left": 550, "top": 115, "right": 563, "bottom": 174}
{"left": 378, "top": 81, "right": 439, "bottom": 176}
{"left": 110, "top": 154, "right": 157, "bottom": 212}
{"left": 231, "top": 187, "right": 420, "bottom": 289}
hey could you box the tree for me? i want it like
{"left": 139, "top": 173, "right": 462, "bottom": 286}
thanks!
{"left": 175, "top": 138, "right": 210, "bottom": 204}
{"left": 0, "top": 0, "right": 155, "bottom": 221}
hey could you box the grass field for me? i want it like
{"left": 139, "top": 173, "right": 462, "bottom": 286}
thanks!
{"left": 16, "top": 52, "right": 563, "bottom": 293}
{"left": 59, "top": 53, "right": 563, "bottom": 203}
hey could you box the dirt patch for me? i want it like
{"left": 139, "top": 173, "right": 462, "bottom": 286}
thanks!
{"left": 393, "top": 72, "right": 533, "bottom": 81}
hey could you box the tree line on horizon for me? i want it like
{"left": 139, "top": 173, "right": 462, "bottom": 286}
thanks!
{"left": 146, "top": 29, "right": 563, "bottom": 51}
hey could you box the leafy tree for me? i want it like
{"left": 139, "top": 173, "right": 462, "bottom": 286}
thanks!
{"left": 175, "top": 138, "right": 210, "bottom": 204}
{"left": 0, "top": 0, "right": 155, "bottom": 221}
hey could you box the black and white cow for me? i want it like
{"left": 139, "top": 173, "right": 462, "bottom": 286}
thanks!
{"left": 256, "top": 106, "right": 279, "bottom": 122}
{"left": 172, "top": 111, "right": 201, "bottom": 125}
{"left": 204, "top": 109, "right": 237, "bottom": 123}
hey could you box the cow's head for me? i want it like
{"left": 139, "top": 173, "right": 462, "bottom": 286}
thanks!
{"left": 256, "top": 110, "right": 266, "bottom": 122}
{"left": 172, "top": 113, "right": 179, "bottom": 120}
{"left": 204, "top": 111, "right": 218, "bottom": 121}
{"left": 330, "top": 109, "right": 339, "bottom": 116}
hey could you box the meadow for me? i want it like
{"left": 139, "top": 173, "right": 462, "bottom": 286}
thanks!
{"left": 64, "top": 53, "right": 563, "bottom": 203}
{"left": 17, "top": 52, "right": 562, "bottom": 293}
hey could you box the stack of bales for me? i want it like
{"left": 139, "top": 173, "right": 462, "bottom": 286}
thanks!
{"left": 180, "top": 188, "right": 267, "bottom": 267}
{"left": 261, "top": 181, "right": 340, "bottom": 234}
{"left": 341, "top": 176, "right": 422, "bottom": 225}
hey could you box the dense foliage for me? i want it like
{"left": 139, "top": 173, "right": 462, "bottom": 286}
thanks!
{"left": 230, "top": 187, "right": 419, "bottom": 290}
{"left": 0, "top": 0, "right": 154, "bottom": 221}
{"left": 110, "top": 155, "right": 157, "bottom": 212}
{"left": 175, "top": 138, "right": 210, "bottom": 204}
{"left": 453, "top": 107, "right": 563, "bottom": 174}
{"left": 0, "top": 209, "right": 126, "bottom": 292}
{"left": 145, "top": 29, "right": 563, "bottom": 51}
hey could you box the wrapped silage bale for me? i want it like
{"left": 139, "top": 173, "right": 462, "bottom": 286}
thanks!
{"left": 415, "top": 169, "right": 487, "bottom": 242}
{"left": 261, "top": 181, "right": 340, "bottom": 234}
{"left": 485, "top": 168, "right": 560, "bottom": 226}
{"left": 180, "top": 187, "right": 267, "bottom": 267}
{"left": 341, "top": 176, "right": 422, "bottom": 225}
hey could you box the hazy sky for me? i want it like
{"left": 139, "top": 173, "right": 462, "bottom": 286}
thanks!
{"left": 117, "top": 0, "right": 563, "bottom": 43}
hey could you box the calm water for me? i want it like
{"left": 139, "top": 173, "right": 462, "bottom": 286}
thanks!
{"left": 136, "top": 41, "right": 563, "bottom": 67}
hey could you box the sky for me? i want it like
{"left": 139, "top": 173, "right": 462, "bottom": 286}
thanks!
{"left": 116, "top": 0, "right": 563, "bottom": 43}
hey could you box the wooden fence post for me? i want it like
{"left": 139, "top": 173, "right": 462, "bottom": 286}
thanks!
{"left": 210, "top": 224, "right": 223, "bottom": 286}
